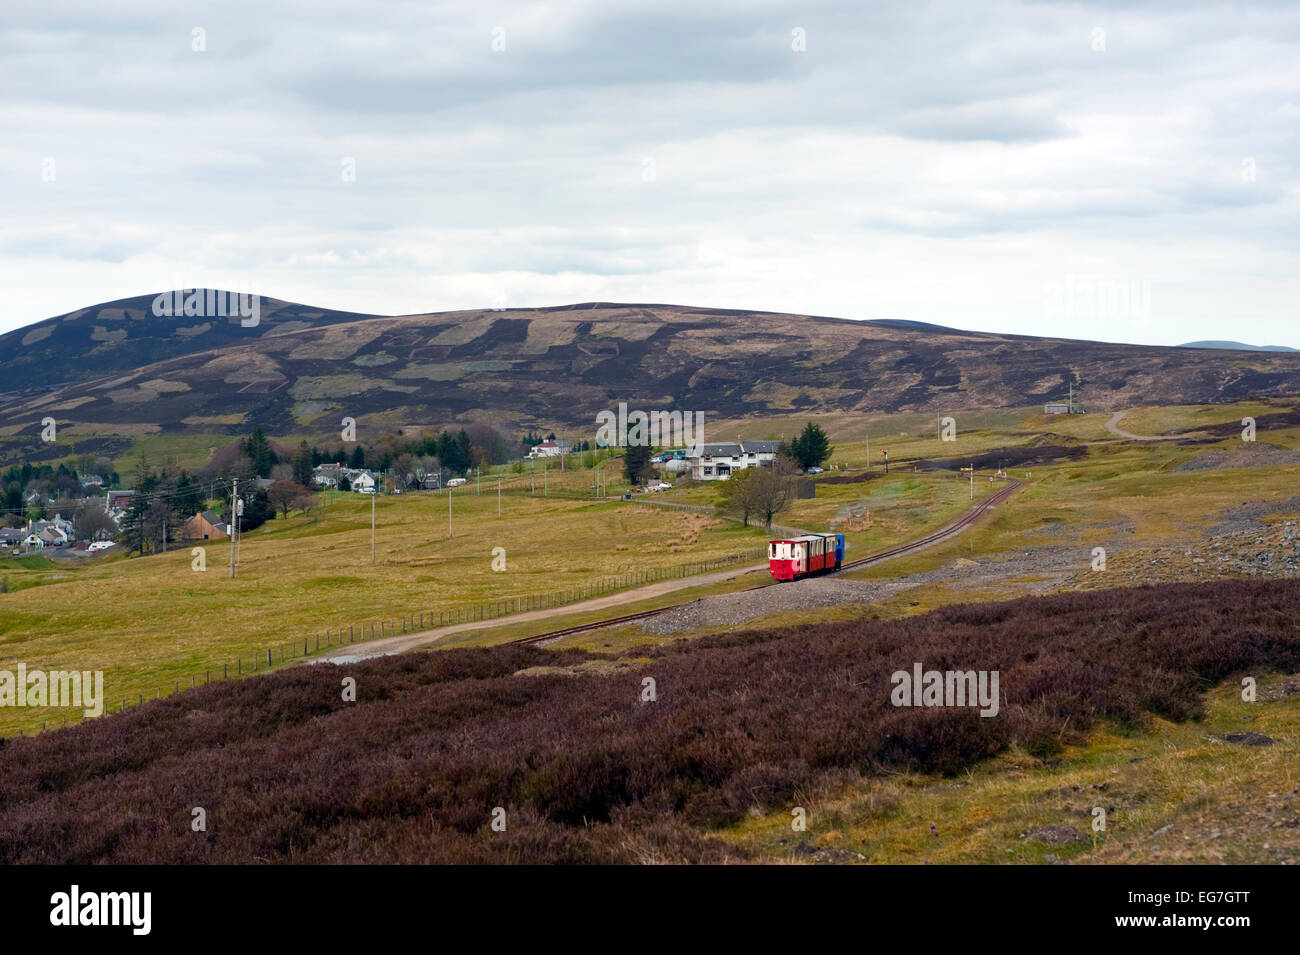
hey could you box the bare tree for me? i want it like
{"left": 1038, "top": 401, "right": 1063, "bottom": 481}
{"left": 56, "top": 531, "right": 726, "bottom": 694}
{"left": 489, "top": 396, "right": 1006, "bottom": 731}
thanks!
{"left": 267, "top": 480, "right": 313, "bottom": 519}
{"left": 720, "top": 456, "right": 797, "bottom": 529}
{"left": 77, "top": 505, "right": 118, "bottom": 541}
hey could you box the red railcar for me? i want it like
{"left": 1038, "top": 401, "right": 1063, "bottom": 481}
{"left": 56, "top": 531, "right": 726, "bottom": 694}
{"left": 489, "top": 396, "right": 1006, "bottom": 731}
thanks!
{"left": 768, "top": 534, "right": 845, "bottom": 581}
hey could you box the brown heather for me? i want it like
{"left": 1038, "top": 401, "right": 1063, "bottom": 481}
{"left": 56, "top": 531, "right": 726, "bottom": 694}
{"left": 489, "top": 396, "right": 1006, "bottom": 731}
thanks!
{"left": 1, "top": 578, "right": 1297, "bottom": 864}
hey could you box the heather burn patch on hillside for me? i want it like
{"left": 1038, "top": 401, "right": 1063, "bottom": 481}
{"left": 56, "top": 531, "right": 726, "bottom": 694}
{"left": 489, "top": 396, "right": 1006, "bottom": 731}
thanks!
{"left": 1, "top": 579, "right": 1297, "bottom": 863}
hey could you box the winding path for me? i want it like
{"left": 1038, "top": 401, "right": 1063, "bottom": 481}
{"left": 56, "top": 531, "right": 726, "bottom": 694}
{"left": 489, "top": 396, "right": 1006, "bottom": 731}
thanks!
{"left": 313, "top": 480, "right": 1022, "bottom": 662}
{"left": 1104, "top": 410, "right": 1203, "bottom": 442}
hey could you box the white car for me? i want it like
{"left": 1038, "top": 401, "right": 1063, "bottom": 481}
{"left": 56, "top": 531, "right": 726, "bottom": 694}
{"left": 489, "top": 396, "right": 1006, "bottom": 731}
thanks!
{"left": 87, "top": 541, "right": 115, "bottom": 553}
{"left": 446, "top": 478, "right": 468, "bottom": 487}
{"left": 807, "top": 466, "right": 824, "bottom": 474}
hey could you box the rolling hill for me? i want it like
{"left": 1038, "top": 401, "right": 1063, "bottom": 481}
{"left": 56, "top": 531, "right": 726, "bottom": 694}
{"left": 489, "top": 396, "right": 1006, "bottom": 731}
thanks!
{"left": 3, "top": 291, "right": 1300, "bottom": 464}
{"left": 1178, "top": 340, "right": 1299, "bottom": 353}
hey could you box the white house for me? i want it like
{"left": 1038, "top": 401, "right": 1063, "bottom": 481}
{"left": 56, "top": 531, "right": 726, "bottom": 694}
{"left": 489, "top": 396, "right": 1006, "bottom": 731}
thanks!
{"left": 341, "top": 469, "right": 376, "bottom": 492}
{"left": 688, "top": 440, "right": 782, "bottom": 481}
{"left": 312, "top": 463, "right": 341, "bottom": 488}
{"left": 527, "top": 439, "right": 570, "bottom": 459}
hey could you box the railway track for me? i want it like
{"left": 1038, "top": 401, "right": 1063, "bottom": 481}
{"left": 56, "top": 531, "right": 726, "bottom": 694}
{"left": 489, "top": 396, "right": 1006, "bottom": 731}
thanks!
{"left": 510, "top": 479, "right": 1023, "bottom": 646}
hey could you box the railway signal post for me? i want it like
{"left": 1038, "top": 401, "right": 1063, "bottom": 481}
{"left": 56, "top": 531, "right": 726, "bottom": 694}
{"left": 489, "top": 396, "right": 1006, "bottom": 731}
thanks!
{"left": 960, "top": 465, "right": 973, "bottom": 499}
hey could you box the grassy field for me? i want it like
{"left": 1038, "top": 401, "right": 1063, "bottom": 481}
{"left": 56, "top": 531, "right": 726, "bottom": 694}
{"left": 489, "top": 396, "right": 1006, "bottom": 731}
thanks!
{"left": 6, "top": 396, "right": 1300, "bottom": 738}
{"left": 515, "top": 397, "right": 1300, "bottom": 649}
{"left": 0, "top": 487, "right": 770, "bottom": 735}
{"left": 0, "top": 460, "right": 1000, "bottom": 736}
{"left": 721, "top": 670, "right": 1300, "bottom": 864}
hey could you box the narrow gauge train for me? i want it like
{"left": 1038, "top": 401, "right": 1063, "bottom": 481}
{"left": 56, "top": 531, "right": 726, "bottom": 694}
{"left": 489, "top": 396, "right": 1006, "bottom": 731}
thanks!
{"left": 768, "top": 533, "right": 845, "bottom": 581}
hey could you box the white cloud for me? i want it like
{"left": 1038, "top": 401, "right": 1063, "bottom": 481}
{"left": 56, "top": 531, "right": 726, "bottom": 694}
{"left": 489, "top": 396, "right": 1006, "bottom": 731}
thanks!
{"left": 0, "top": 0, "right": 1297, "bottom": 347}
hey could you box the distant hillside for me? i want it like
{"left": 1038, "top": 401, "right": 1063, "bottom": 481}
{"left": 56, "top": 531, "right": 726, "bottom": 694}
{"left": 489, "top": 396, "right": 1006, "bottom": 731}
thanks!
{"left": 1178, "top": 340, "right": 1299, "bottom": 352}
{"left": 3, "top": 291, "right": 1300, "bottom": 464}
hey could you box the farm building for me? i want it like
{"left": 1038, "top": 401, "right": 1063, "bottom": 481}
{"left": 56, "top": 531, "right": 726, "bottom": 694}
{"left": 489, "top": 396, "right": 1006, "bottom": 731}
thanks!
{"left": 184, "top": 510, "right": 228, "bottom": 541}
{"left": 105, "top": 489, "right": 135, "bottom": 510}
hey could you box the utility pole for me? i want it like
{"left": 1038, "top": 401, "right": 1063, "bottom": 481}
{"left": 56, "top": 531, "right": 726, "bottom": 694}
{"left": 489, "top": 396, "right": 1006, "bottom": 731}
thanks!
{"left": 448, "top": 486, "right": 453, "bottom": 538}
{"left": 544, "top": 462, "right": 548, "bottom": 497}
{"left": 865, "top": 434, "right": 870, "bottom": 471}
{"left": 229, "top": 480, "right": 237, "bottom": 578}
{"left": 370, "top": 482, "right": 376, "bottom": 563}
{"left": 497, "top": 477, "right": 501, "bottom": 517}
{"left": 882, "top": 450, "right": 889, "bottom": 474}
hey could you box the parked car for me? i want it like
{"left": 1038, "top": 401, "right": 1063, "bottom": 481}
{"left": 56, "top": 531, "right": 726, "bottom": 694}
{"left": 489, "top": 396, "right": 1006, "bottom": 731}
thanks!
{"left": 446, "top": 478, "right": 468, "bottom": 488}
{"left": 807, "top": 466, "right": 824, "bottom": 474}
{"left": 87, "top": 541, "right": 115, "bottom": 553}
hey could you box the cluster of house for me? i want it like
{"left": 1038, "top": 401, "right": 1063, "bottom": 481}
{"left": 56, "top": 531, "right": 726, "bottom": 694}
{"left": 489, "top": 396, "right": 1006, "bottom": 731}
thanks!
{"left": 0, "top": 514, "right": 80, "bottom": 551}
{"left": 1, "top": 485, "right": 240, "bottom": 554}
{"left": 311, "top": 464, "right": 381, "bottom": 492}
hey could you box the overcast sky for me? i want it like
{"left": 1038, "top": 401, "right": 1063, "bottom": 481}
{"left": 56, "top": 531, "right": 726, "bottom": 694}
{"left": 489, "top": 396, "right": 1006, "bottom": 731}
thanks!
{"left": 1, "top": 0, "right": 1297, "bottom": 345}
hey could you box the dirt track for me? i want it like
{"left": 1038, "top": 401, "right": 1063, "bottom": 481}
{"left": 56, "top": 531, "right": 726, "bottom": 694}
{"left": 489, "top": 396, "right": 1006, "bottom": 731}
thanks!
{"left": 314, "top": 484, "right": 1018, "bottom": 663}
{"left": 312, "top": 559, "right": 771, "bottom": 662}
{"left": 1104, "top": 410, "right": 1202, "bottom": 441}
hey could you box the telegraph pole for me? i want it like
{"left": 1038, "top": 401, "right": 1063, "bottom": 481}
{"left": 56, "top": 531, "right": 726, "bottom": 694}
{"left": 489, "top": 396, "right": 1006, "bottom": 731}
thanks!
{"left": 370, "top": 481, "right": 376, "bottom": 563}
{"left": 229, "top": 479, "right": 237, "bottom": 578}
{"left": 865, "top": 434, "right": 870, "bottom": 470}
{"left": 497, "top": 477, "right": 501, "bottom": 517}
{"left": 448, "top": 486, "right": 453, "bottom": 538}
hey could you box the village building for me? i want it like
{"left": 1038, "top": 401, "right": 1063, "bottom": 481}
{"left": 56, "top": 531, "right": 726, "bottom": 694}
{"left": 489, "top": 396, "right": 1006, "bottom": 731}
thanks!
{"left": 688, "top": 440, "right": 782, "bottom": 481}
{"left": 312, "top": 463, "right": 341, "bottom": 488}
{"left": 339, "top": 468, "right": 376, "bottom": 492}
{"left": 184, "top": 510, "right": 229, "bottom": 541}
{"left": 527, "top": 439, "right": 571, "bottom": 459}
